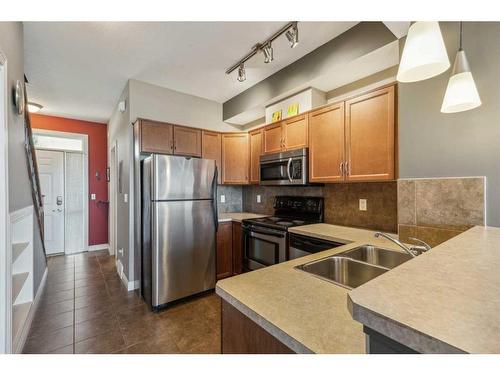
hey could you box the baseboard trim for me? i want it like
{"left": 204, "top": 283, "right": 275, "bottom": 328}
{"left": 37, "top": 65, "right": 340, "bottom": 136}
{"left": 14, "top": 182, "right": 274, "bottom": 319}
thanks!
{"left": 115, "top": 259, "right": 139, "bottom": 291}
{"left": 15, "top": 267, "right": 47, "bottom": 354}
{"left": 88, "top": 243, "right": 109, "bottom": 252}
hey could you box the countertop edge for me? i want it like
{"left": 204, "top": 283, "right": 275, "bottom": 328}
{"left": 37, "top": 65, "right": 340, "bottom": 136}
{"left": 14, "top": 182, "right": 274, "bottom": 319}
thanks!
{"left": 347, "top": 295, "right": 466, "bottom": 354}
{"left": 216, "top": 285, "right": 314, "bottom": 354}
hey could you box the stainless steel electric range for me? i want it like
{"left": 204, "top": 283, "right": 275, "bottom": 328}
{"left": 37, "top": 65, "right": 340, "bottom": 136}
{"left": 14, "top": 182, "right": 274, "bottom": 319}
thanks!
{"left": 242, "top": 196, "right": 324, "bottom": 271}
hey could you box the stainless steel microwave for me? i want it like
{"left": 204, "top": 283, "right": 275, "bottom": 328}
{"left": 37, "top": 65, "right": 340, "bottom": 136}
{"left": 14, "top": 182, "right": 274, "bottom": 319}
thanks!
{"left": 260, "top": 148, "right": 308, "bottom": 185}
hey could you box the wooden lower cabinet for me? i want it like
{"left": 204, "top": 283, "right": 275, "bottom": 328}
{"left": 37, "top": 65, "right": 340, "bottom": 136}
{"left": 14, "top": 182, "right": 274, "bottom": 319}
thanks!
{"left": 221, "top": 300, "right": 295, "bottom": 354}
{"left": 216, "top": 222, "right": 244, "bottom": 280}
{"left": 232, "top": 222, "right": 243, "bottom": 275}
{"left": 216, "top": 222, "right": 233, "bottom": 280}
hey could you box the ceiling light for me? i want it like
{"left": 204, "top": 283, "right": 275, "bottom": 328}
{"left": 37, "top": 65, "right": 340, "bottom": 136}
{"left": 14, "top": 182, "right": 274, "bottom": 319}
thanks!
{"left": 237, "top": 64, "right": 246, "bottom": 82}
{"left": 441, "top": 22, "right": 481, "bottom": 113}
{"left": 262, "top": 43, "right": 273, "bottom": 64}
{"left": 285, "top": 22, "right": 299, "bottom": 48}
{"left": 27, "top": 102, "right": 43, "bottom": 113}
{"left": 397, "top": 22, "right": 450, "bottom": 82}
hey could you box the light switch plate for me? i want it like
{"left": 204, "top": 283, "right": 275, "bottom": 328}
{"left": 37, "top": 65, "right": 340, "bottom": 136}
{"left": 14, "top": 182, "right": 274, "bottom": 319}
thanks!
{"left": 359, "top": 199, "right": 367, "bottom": 211}
{"left": 91, "top": 193, "right": 96, "bottom": 200}
{"left": 257, "top": 194, "right": 261, "bottom": 203}
{"left": 220, "top": 195, "right": 226, "bottom": 203}
{"left": 124, "top": 193, "right": 128, "bottom": 203}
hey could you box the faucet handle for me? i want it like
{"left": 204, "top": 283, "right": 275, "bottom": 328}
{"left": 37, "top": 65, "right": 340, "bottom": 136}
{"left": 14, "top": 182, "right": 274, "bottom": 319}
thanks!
{"left": 408, "top": 237, "right": 432, "bottom": 251}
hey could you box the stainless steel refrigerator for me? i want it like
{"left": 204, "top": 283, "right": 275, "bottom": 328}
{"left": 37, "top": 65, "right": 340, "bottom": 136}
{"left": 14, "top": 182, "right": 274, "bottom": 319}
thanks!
{"left": 141, "top": 154, "right": 217, "bottom": 309}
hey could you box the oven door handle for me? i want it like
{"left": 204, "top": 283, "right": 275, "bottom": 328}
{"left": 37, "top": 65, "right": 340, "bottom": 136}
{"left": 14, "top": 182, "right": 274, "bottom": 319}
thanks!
{"left": 286, "top": 157, "right": 293, "bottom": 182}
{"left": 244, "top": 227, "right": 285, "bottom": 239}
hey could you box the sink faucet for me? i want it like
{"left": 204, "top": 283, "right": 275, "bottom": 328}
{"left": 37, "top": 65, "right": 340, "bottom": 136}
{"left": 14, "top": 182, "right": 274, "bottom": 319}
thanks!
{"left": 374, "top": 232, "right": 417, "bottom": 258}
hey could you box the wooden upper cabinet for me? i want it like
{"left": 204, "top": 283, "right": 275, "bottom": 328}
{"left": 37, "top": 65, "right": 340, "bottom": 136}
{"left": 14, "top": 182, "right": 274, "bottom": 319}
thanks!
{"left": 173, "top": 125, "right": 202, "bottom": 157}
{"left": 140, "top": 120, "right": 174, "bottom": 154}
{"left": 222, "top": 133, "right": 249, "bottom": 184}
{"left": 202, "top": 131, "right": 222, "bottom": 184}
{"left": 249, "top": 129, "right": 263, "bottom": 184}
{"left": 345, "top": 85, "right": 395, "bottom": 182}
{"left": 283, "top": 114, "right": 308, "bottom": 151}
{"left": 308, "top": 103, "right": 345, "bottom": 183}
{"left": 262, "top": 122, "right": 283, "bottom": 154}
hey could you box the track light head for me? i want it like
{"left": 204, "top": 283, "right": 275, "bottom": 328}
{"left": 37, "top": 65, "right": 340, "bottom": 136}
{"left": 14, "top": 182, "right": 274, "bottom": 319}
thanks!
{"left": 286, "top": 23, "right": 299, "bottom": 48}
{"left": 237, "top": 64, "right": 246, "bottom": 82}
{"left": 262, "top": 43, "right": 273, "bottom": 64}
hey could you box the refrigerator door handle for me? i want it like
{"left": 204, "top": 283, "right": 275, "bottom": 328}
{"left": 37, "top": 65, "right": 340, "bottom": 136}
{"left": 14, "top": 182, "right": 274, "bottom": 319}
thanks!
{"left": 212, "top": 165, "right": 218, "bottom": 232}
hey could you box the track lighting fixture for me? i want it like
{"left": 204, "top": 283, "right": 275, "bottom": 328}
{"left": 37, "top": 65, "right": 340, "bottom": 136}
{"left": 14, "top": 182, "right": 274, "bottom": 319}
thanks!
{"left": 237, "top": 64, "right": 246, "bottom": 82}
{"left": 285, "top": 22, "right": 299, "bottom": 48}
{"left": 262, "top": 43, "right": 273, "bottom": 64}
{"left": 225, "top": 21, "right": 299, "bottom": 82}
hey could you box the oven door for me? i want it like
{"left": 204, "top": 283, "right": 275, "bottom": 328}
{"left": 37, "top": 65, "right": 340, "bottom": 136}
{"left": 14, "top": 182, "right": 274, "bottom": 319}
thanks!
{"left": 260, "top": 156, "right": 307, "bottom": 185}
{"left": 242, "top": 225, "right": 286, "bottom": 270}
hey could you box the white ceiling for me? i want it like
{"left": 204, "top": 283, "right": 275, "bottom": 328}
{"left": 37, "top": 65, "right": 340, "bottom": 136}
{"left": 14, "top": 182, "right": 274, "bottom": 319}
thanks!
{"left": 23, "top": 22, "right": 359, "bottom": 123}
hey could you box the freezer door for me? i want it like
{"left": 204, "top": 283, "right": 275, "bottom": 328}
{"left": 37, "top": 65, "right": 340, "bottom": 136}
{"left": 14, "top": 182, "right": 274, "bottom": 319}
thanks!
{"left": 152, "top": 154, "right": 215, "bottom": 200}
{"left": 152, "top": 200, "right": 216, "bottom": 306}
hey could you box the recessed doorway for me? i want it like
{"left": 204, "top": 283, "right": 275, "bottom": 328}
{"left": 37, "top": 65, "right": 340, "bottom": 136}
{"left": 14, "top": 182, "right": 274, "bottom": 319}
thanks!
{"left": 34, "top": 130, "right": 88, "bottom": 255}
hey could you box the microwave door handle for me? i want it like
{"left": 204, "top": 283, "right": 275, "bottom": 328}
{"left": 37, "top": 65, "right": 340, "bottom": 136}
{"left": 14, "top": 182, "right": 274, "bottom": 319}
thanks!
{"left": 287, "top": 158, "right": 293, "bottom": 182}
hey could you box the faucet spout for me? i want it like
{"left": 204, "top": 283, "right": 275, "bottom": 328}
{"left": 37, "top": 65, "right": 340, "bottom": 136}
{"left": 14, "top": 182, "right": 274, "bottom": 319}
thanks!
{"left": 374, "top": 232, "right": 417, "bottom": 258}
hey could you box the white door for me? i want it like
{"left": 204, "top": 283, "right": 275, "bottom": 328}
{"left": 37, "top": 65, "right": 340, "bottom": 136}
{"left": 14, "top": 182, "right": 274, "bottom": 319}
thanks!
{"left": 36, "top": 150, "right": 65, "bottom": 255}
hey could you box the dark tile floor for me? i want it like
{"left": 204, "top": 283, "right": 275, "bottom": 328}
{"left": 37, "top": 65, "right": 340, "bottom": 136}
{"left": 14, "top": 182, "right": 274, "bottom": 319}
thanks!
{"left": 23, "top": 250, "right": 221, "bottom": 354}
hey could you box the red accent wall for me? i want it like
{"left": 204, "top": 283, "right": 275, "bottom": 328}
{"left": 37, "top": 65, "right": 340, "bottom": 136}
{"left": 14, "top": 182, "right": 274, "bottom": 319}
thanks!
{"left": 30, "top": 114, "right": 108, "bottom": 246}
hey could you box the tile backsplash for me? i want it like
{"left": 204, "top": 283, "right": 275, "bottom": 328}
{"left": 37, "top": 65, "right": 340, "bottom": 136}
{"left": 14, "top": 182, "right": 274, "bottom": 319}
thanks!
{"left": 242, "top": 182, "right": 398, "bottom": 233}
{"left": 397, "top": 177, "right": 485, "bottom": 246}
{"left": 217, "top": 185, "right": 243, "bottom": 213}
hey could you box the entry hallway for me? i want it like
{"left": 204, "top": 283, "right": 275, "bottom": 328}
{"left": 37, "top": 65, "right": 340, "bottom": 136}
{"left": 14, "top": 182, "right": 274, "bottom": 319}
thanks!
{"left": 23, "top": 251, "right": 221, "bottom": 354}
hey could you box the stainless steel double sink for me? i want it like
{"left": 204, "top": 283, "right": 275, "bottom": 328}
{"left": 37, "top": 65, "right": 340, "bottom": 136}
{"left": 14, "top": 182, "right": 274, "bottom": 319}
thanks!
{"left": 295, "top": 245, "right": 413, "bottom": 289}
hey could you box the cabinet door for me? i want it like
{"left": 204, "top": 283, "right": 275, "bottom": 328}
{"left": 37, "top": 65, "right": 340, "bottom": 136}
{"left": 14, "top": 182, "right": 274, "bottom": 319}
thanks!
{"left": 345, "top": 86, "right": 395, "bottom": 182}
{"left": 173, "top": 125, "right": 202, "bottom": 157}
{"left": 222, "top": 133, "right": 249, "bottom": 184}
{"left": 249, "top": 129, "right": 263, "bottom": 184}
{"left": 283, "top": 114, "right": 308, "bottom": 151}
{"left": 140, "top": 120, "right": 174, "bottom": 154}
{"left": 216, "top": 222, "right": 233, "bottom": 280}
{"left": 232, "top": 222, "right": 243, "bottom": 275}
{"left": 308, "top": 103, "right": 345, "bottom": 183}
{"left": 262, "top": 122, "right": 283, "bottom": 154}
{"left": 202, "top": 131, "right": 222, "bottom": 184}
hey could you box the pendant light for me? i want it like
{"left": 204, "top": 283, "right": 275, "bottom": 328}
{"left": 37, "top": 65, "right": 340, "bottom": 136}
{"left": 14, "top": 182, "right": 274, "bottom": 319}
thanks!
{"left": 441, "top": 22, "right": 481, "bottom": 113}
{"left": 397, "top": 22, "right": 450, "bottom": 82}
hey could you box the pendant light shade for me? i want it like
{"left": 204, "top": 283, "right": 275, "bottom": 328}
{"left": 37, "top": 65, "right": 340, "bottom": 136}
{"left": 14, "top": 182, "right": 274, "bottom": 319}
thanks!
{"left": 397, "top": 22, "right": 450, "bottom": 82}
{"left": 441, "top": 23, "right": 481, "bottom": 113}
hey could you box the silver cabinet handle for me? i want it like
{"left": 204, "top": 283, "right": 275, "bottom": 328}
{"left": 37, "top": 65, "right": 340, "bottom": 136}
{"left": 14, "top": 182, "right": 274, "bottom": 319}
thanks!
{"left": 345, "top": 161, "right": 350, "bottom": 176}
{"left": 339, "top": 162, "right": 344, "bottom": 177}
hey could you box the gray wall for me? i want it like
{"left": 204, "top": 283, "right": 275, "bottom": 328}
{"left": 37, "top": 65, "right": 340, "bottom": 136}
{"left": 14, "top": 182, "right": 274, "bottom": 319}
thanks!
{"left": 107, "top": 82, "right": 132, "bottom": 280}
{"left": 0, "top": 22, "right": 46, "bottom": 293}
{"left": 129, "top": 79, "right": 239, "bottom": 132}
{"left": 108, "top": 80, "right": 241, "bottom": 281}
{"left": 399, "top": 22, "right": 500, "bottom": 226}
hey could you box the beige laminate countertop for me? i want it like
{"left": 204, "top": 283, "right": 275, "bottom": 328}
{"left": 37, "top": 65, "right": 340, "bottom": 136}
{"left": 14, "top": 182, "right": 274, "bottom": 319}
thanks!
{"left": 218, "top": 212, "right": 266, "bottom": 223}
{"left": 348, "top": 225, "right": 500, "bottom": 354}
{"left": 216, "top": 223, "right": 408, "bottom": 354}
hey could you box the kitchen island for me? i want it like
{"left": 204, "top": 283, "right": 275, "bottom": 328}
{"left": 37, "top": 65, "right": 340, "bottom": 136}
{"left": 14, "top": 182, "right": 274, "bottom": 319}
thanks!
{"left": 216, "top": 224, "right": 500, "bottom": 354}
{"left": 349, "top": 225, "right": 500, "bottom": 354}
{"left": 216, "top": 224, "right": 410, "bottom": 353}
